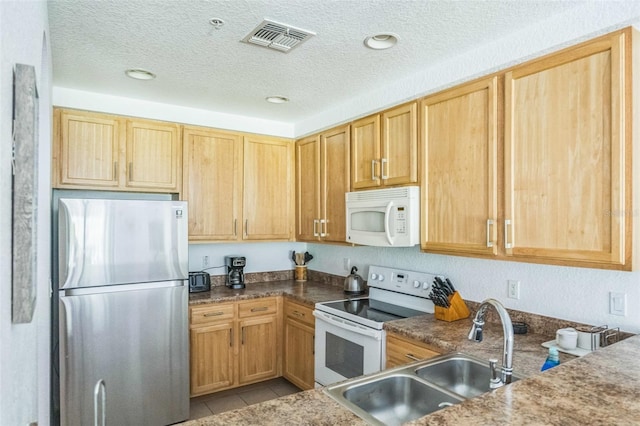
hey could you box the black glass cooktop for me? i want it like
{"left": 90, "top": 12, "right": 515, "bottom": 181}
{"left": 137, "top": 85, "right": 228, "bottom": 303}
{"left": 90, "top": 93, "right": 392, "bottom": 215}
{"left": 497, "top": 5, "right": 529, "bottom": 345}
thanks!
{"left": 320, "top": 298, "right": 426, "bottom": 323}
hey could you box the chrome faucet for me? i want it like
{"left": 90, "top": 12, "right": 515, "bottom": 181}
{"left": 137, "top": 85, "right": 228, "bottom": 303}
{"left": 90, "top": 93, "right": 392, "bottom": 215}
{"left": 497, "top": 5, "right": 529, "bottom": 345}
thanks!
{"left": 468, "top": 298, "right": 514, "bottom": 388}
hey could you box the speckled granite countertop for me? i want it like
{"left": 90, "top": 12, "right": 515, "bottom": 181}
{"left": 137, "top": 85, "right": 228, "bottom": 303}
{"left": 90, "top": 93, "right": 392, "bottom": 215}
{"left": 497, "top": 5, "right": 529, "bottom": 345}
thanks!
{"left": 183, "top": 280, "right": 637, "bottom": 426}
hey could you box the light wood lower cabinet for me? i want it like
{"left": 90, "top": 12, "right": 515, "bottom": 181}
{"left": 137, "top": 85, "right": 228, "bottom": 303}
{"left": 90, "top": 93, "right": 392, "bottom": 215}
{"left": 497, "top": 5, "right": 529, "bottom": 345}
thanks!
{"left": 283, "top": 299, "right": 315, "bottom": 390}
{"left": 386, "top": 332, "right": 440, "bottom": 369}
{"left": 189, "top": 297, "right": 282, "bottom": 397}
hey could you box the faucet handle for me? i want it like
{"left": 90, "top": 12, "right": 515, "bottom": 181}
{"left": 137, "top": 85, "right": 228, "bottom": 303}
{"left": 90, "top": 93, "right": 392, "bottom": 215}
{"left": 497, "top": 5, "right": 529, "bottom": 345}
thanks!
{"left": 488, "top": 358, "right": 503, "bottom": 389}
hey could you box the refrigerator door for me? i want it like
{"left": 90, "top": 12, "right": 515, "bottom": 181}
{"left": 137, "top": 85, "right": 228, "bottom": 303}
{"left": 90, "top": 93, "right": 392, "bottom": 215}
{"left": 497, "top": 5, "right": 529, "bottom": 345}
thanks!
{"left": 59, "top": 282, "right": 189, "bottom": 426}
{"left": 58, "top": 198, "right": 188, "bottom": 289}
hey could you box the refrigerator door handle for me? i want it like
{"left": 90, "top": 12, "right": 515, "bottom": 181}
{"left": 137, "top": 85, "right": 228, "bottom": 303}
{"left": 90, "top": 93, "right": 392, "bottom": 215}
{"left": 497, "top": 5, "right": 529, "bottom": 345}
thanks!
{"left": 94, "top": 379, "right": 106, "bottom": 426}
{"left": 60, "top": 280, "right": 184, "bottom": 297}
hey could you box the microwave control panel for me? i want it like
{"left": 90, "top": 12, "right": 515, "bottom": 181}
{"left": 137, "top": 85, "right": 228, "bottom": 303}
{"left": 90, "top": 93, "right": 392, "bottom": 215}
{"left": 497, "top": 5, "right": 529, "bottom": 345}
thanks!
{"left": 394, "top": 206, "right": 407, "bottom": 234}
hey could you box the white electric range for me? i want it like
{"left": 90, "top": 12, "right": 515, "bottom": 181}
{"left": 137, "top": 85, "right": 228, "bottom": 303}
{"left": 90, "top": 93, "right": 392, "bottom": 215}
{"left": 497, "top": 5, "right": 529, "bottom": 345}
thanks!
{"left": 313, "top": 265, "right": 440, "bottom": 387}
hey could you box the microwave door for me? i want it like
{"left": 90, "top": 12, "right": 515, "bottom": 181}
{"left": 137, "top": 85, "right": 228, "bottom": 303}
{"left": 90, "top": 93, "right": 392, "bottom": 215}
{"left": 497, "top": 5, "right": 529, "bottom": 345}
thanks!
{"left": 385, "top": 201, "right": 395, "bottom": 245}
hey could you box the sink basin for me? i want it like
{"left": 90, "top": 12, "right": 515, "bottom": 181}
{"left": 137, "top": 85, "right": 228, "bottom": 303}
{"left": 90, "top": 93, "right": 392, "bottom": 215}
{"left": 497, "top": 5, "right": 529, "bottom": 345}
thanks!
{"left": 324, "top": 353, "right": 524, "bottom": 425}
{"left": 415, "top": 353, "right": 521, "bottom": 398}
{"left": 327, "top": 373, "right": 463, "bottom": 426}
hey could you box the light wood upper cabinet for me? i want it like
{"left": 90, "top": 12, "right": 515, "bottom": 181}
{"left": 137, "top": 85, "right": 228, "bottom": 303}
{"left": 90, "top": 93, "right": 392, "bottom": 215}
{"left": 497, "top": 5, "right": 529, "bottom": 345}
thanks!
{"left": 295, "top": 135, "right": 321, "bottom": 241}
{"left": 243, "top": 136, "right": 294, "bottom": 241}
{"left": 504, "top": 30, "right": 631, "bottom": 268}
{"left": 351, "top": 102, "right": 418, "bottom": 190}
{"left": 296, "top": 124, "right": 350, "bottom": 243}
{"left": 125, "top": 118, "right": 181, "bottom": 191}
{"left": 420, "top": 76, "right": 499, "bottom": 257}
{"left": 183, "top": 126, "right": 243, "bottom": 241}
{"left": 54, "top": 109, "right": 123, "bottom": 188}
{"left": 53, "top": 108, "right": 182, "bottom": 193}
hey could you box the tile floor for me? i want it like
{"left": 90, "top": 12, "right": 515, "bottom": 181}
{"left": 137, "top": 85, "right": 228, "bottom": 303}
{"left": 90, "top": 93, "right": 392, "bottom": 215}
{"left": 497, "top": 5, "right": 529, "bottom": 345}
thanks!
{"left": 188, "top": 378, "right": 302, "bottom": 420}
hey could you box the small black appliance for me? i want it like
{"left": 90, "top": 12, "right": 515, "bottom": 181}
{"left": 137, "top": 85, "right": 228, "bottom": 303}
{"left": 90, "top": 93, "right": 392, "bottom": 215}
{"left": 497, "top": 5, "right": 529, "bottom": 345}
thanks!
{"left": 189, "top": 271, "right": 211, "bottom": 293}
{"left": 225, "top": 256, "right": 246, "bottom": 289}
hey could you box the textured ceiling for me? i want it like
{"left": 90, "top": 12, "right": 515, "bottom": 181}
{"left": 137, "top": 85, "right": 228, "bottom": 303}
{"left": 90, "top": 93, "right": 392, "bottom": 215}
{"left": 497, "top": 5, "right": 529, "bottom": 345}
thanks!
{"left": 48, "top": 0, "right": 583, "bottom": 123}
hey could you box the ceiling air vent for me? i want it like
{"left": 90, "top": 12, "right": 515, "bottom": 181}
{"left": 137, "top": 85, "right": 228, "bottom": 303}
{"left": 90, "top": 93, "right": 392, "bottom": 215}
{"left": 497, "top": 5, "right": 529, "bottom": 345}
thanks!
{"left": 241, "top": 19, "right": 315, "bottom": 53}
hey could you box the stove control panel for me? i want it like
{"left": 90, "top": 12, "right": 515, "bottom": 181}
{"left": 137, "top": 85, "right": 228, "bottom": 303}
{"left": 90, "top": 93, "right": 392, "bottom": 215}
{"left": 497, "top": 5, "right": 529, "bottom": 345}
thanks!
{"left": 368, "top": 265, "right": 442, "bottom": 299}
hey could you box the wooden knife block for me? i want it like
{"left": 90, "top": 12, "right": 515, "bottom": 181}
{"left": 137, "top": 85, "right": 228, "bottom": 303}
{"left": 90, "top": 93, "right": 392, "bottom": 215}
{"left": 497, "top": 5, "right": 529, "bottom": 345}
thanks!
{"left": 434, "top": 291, "right": 470, "bottom": 322}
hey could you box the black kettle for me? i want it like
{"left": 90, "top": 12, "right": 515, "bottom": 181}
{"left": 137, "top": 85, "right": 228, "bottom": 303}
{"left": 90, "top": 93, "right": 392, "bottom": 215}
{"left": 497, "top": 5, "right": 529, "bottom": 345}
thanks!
{"left": 344, "top": 266, "right": 365, "bottom": 294}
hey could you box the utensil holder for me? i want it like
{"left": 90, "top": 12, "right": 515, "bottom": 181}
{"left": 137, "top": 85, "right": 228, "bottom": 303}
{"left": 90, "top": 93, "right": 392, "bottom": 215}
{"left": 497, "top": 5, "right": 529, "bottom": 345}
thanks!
{"left": 295, "top": 265, "right": 307, "bottom": 282}
{"left": 434, "top": 291, "right": 470, "bottom": 322}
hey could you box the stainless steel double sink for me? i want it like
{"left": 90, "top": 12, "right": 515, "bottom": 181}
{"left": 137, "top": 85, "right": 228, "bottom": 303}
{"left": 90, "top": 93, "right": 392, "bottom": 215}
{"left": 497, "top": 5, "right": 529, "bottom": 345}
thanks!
{"left": 324, "top": 353, "right": 523, "bottom": 426}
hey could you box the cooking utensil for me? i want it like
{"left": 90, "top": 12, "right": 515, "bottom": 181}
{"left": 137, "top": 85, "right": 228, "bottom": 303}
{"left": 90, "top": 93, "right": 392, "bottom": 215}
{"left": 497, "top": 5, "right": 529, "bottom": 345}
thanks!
{"left": 344, "top": 266, "right": 365, "bottom": 294}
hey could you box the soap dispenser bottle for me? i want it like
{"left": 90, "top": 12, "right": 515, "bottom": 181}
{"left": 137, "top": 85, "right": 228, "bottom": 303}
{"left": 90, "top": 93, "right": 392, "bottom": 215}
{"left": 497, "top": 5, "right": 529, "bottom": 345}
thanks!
{"left": 541, "top": 347, "right": 560, "bottom": 371}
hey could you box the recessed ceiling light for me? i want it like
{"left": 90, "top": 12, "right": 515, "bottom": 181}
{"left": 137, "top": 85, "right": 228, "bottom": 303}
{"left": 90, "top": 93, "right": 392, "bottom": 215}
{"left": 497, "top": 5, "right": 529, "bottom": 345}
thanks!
{"left": 364, "top": 33, "right": 399, "bottom": 50}
{"left": 125, "top": 68, "right": 156, "bottom": 80}
{"left": 265, "top": 96, "right": 289, "bottom": 104}
{"left": 209, "top": 18, "right": 225, "bottom": 29}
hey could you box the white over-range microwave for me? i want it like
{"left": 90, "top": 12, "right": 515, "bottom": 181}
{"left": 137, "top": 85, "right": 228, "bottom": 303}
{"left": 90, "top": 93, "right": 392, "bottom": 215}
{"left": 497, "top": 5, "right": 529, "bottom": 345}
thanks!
{"left": 345, "top": 186, "right": 420, "bottom": 247}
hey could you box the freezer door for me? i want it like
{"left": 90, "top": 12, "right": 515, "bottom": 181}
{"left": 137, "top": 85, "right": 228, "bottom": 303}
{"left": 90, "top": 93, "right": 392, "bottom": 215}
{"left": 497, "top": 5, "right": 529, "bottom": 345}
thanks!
{"left": 59, "top": 283, "right": 189, "bottom": 426}
{"left": 58, "top": 198, "right": 188, "bottom": 289}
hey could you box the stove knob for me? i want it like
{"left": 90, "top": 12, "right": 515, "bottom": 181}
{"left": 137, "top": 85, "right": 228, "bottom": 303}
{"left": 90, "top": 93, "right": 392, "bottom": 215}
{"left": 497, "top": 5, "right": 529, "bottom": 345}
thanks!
{"left": 413, "top": 280, "right": 420, "bottom": 288}
{"left": 378, "top": 274, "right": 385, "bottom": 281}
{"left": 370, "top": 273, "right": 378, "bottom": 280}
{"left": 422, "top": 282, "right": 430, "bottom": 290}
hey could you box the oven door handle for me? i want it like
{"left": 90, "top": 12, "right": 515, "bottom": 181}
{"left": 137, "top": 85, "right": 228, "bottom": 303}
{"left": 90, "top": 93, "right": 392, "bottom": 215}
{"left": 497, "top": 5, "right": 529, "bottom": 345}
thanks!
{"left": 313, "top": 310, "right": 383, "bottom": 340}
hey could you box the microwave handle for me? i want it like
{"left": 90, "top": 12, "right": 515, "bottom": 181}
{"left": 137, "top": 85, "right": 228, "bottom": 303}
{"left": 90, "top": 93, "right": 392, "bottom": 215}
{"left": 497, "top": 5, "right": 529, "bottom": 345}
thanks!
{"left": 385, "top": 201, "right": 394, "bottom": 245}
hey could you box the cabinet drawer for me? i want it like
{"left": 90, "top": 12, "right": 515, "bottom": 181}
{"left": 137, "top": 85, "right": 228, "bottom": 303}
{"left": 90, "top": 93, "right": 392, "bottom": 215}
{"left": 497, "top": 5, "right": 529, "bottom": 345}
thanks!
{"left": 190, "top": 303, "right": 235, "bottom": 326}
{"left": 284, "top": 299, "right": 314, "bottom": 327}
{"left": 238, "top": 298, "right": 278, "bottom": 318}
{"left": 386, "top": 333, "right": 440, "bottom": 368}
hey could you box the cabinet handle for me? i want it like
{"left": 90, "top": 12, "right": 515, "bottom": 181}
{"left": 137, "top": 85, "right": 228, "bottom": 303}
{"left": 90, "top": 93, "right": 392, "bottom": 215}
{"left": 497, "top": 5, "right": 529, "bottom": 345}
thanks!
{"left": 405, "top": 353, "right": 420, "bottom": 361}
{"left": 313, "top": 219, "right": 319, "bottom": 237}
{"left": 93, "top": 379, "right": 106, "bottom": 426}
{"left": 313, "top": 336, "right": 315, "bottom": 355}
{"left": 113, "top": 161, "right": 118, "bottom": 180}
{"left": 128, "top": 162, "right": 133, "bottom": 181}
{"left": 504, "top": 219, "right": 513, "bottom": 249}
{"left": 234, "top": 219, "right": 237, "bottom": 236}
{"left": 204, "top": 311, "right": 224, "bottom": 317}
{"left": 381, "top": 158, "right": 388, "bottom": 180}
{"left": 251, "top": 306, "right": 269, "bottom": 312}
{"left": 371, "top": 160, "right": 379, "bottom": 180}
{"left": 230, "top": 328, "right": 233, "bottom": 347}
{"left": 486, "top": 219, "right": 494, "bottom": 248}
{"left": 320, "top": 219, "right": 327, "bottom": 237}
{"left": 292, "top": 310, "right": 305, "bottom": 318}
{"left": 241, "top": 326, "right": 245, "bottom": 345}
{"left": 244, "top": 219, "right": 248, "bottom": 237}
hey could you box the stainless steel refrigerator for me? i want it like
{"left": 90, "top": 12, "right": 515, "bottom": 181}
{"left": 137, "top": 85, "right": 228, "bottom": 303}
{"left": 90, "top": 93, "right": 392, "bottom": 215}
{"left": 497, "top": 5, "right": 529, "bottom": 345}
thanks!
{"left": 57, "top": 198, "right": 189, "bottom": 426}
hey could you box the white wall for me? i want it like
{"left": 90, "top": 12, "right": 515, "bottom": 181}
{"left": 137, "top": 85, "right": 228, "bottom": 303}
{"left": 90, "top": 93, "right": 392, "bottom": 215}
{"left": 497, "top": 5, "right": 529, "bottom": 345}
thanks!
{"left": 308, "top": 244, "right": 640, "bottom": 334}
{"left": 0, "top": 1, "right": 52, "bottom": 425}
{"left": 189, "top": 242, "right": 307, "bottom": 275}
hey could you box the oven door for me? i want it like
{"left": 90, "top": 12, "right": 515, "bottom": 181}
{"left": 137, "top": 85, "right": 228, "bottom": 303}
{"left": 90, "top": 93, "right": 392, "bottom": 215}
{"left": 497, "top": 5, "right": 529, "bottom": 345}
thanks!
{"left": 313, "top": 310, "right": 385, "bottom": 386}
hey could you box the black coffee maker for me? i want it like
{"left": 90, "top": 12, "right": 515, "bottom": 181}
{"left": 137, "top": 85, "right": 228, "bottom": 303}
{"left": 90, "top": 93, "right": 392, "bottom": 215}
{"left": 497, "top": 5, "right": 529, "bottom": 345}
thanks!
{"left": 225, "top": 256, "right": 246, "bottom": 289}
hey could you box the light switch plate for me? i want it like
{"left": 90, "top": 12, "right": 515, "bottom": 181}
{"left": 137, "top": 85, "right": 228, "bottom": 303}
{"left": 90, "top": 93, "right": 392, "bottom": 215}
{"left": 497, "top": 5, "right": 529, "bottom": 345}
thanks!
{"left": 609, "top": 291, "right": 626, "bottom": 316}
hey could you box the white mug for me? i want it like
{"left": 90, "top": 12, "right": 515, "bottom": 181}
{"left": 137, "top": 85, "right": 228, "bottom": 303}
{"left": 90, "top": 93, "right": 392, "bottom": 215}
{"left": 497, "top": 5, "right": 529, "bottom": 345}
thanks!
{"left": 556, "top": 327, "right": 578, "bottom": 350}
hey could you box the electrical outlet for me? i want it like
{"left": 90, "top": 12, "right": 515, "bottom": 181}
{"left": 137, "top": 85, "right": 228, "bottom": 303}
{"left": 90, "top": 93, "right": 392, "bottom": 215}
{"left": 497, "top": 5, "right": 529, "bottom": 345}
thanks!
{"left": 507, "top": 280, "right": 520, "bottom": 299}
{"left": 609, "top": 291, "right": 626, "bottom": 316}
{"left": 343, "top": 258, "right": 351, "bottom": 271}
{"left": 202, "top": 255, "right": 210, "bottom": 269}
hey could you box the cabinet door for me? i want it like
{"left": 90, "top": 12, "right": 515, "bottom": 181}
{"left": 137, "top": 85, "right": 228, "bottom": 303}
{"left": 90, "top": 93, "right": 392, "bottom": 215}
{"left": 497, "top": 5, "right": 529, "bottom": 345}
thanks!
{"left": 505, "top": 31, "right": 628, "bottom": 266}
{"left": 190, "top": 322, "right": 235, "bottom": 396}
{"left": 183, "top": 127, "right": 243, "bottom": 241}
{"left": 283, "top": 300, "right": 314, "bottom": 390}
{"left": 321, "top": 124, "right": 350, "bottom": 242}
{"left": 351, "top": 115, "right": 381, "bottom": 189}
{"left": 56, "top": 109, "right": 122, "bottom": 188}
{"left": 386, "top": 333, "right": 440, "bottom": 369}
{"left": 382, "top": 102, "right": 418, "bottom": 186}
{"left": 238, "top": 315, "right": 279, "bottom": 385}
{"left": 243, "top": 136, "right": 293, "bottom": 240}
{"left": 284, "top": 318, "right": 315, "bottom": 390}
{"left": 125, "top": 119, "right": 181, "bottom": 191}
{"left": 421, "top": 77, "right": 498, "bottom": 256}
{"left": 295, "top": 135, "right": 321, "bottom": 241}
